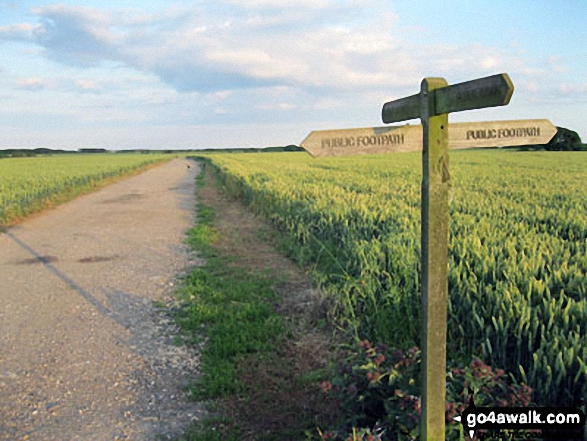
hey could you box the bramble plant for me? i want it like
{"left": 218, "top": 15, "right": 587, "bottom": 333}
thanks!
{"left": 319, "top": 341, "right": 534, "bottom": 440}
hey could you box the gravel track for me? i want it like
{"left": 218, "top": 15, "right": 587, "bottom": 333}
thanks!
{"left": 0, "top": 159, "right": 204, "bottom": 440}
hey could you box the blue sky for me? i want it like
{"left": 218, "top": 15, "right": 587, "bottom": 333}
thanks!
{"left": 0, "top": 0, "right": 585, "bottom": 149}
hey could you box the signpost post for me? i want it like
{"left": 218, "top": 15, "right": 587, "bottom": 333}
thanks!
{"left": 381, "top": 73, "right": 514, "bottom": 441}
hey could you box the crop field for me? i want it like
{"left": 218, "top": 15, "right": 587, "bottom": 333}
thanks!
{"left": 0, "top": 154, "right": 170, "bottom": 226}
{"left": 198, "top": 150, "right": 587, "bottom": 408}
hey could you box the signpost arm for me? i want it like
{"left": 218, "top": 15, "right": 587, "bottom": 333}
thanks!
{"left": 420, "top": 77, "right": 450, "bottom": 441}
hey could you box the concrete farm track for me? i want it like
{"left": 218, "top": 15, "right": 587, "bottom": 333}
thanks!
{"left": 0, "top": 159, "right": 204, "bottom": 440}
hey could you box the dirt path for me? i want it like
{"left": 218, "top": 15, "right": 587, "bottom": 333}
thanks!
{"left": 0, "top": 159, "right": 204, "bottom": 440}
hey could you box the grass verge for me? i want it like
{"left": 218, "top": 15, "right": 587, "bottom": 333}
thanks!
{"left": 177, "top": 168, "right": 284, "bottom": 401}
{"left": 171, "top": 162, "right": 337, "bottom": 440}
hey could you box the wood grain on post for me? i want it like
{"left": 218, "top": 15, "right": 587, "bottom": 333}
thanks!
{"left": 420, "top": 77, "right": 449, "bottom": 441}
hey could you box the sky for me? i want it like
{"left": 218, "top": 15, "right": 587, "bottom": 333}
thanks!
{"left": 0, "top": 0, "right": 586, "bottom": 150}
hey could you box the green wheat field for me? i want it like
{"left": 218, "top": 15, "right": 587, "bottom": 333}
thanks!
{"left": 0, "top": 154, "right": 169, "bottom": 225}
{"left": 199, "top": 150, "right": 586, "bottom": 408}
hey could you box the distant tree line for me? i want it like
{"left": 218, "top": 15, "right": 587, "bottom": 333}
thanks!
{"left": 545, "top": 127, "right": 584, "bottom": 151}
{"left": 0, "top": 147, "right": 109, "bottom": 158}
{"left": 517, "top": 126, "right": 585, "bottom": 151}
{"left": 1, "top": 130, "right": 583, "bottom": 159}
{"left": 0, "top": 144, "right": 304, "bottom": 159}
{"left": 193, "top": 145, "right": 304, "bottom": 154}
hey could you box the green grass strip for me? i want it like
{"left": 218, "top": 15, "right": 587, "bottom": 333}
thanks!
{"left": 173, "top": 165, "right": 284, "bottom": 400}
{"left": 169, "top": 417, "right": 240, "bottom": 441}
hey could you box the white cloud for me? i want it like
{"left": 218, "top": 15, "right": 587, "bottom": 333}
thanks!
{"left": 204, "top": 90, "right": 232, "bottom": 101}
{"left": 560, "top": 82, "right": 587, "bottom": 94}
{"left": 15, "top": 77, "right": 51, "bottom": 90}
{"left": 75, "top": 79, "right": 98, "bottom": 91}
{"left": 481, "top": 56, "right": 499, "bottom": 69}
{"left": 519, "top": 80, "right": 539, "bottom": 93}
{"left": 257, "top": 102, "right": 295, "bottom": 110}
{"left": 311, "top": 97, "right": 343, "bottom": 110}
{"left": 226, "top": 0, "right": 329, "bottom": 9}
{"left": 205, "top": 48, "right": 291, "bottom": 79}
{"left": 0, "top": 23, "right": 42, "bottom": 40}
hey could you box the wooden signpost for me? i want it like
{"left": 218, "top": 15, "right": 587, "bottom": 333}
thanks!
{"left": 300, "top": 119, "right": 556, "bottom": 157}
{"left": 300, "top": 73, "right": 522, "bottom": 440}
{"left": 384, "top": 73, "right": 514, "bottom": 441}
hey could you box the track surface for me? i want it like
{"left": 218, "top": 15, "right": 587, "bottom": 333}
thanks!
{"left": 0, "top": 159, "right": 203, "bottom": 440}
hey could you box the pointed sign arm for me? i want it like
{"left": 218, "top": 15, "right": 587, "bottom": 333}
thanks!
{"left": 382, "top": 73, "right": 514, "bottom": 124}
{"left": 435, "top": 73, "right": 514, "bottom": 115}
{"left": 381, "top": 93, "right": 421, "bottom": 124}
